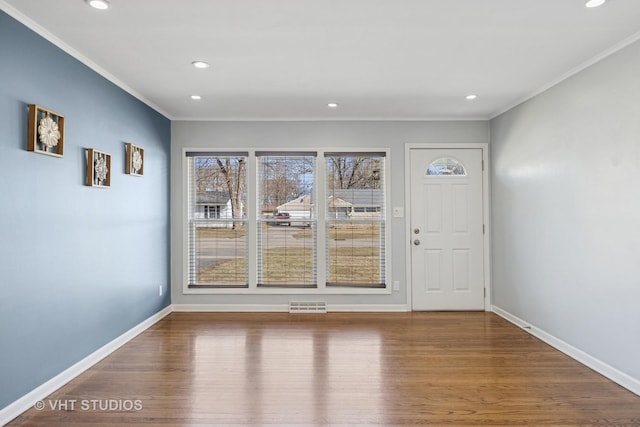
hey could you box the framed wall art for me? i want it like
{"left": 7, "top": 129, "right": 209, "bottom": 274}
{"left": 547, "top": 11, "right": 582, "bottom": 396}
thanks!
{"left": 28, "top": 104, "right": 65, "bottom": 157}
{"left": 125, "top": 143, "right": 144, "bottom": 176}
{"left": 86, "top": 148, "right": 111, "bottom": 188}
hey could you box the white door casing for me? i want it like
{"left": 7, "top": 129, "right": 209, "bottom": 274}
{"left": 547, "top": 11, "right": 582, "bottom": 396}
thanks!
{"left": 409, "top": 147, "right": 486, "bottom": 310}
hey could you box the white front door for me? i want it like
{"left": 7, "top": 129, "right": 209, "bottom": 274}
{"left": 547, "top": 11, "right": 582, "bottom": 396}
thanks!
{"left": 410, "top": 148, "right": 485, "bottom": 310}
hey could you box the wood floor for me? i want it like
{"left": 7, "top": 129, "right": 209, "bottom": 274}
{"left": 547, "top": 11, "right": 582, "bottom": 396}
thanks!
{"left": 9, "top": 312, "right": 640, "bottom": 426}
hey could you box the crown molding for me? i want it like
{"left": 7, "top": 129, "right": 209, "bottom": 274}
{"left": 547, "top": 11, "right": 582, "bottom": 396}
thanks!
{"left": 490, "top": 30, "right": 640, "bottom": 120}
{"left": 0, "top": 1, "right": 173, "bottom": 120}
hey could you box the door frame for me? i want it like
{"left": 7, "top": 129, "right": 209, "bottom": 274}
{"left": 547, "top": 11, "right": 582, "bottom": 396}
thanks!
{"left": 404, "top": 142, "right": 491, "bottom": 311}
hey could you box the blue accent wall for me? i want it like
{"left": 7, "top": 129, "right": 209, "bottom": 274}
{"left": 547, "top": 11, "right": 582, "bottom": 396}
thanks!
{"left": 0, "top": 11, "right": 171, "bottom": 409}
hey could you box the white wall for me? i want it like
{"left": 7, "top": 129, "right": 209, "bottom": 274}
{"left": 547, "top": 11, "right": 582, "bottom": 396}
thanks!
{"left": 491, "top": 40, "right": 640, "bottom": 386}
{"left": 171, "top": 120, "right": 488, "bottom": 307}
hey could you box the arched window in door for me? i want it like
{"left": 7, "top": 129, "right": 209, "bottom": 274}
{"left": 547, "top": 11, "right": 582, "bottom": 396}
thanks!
{"left": 426, "top": 157, "right": 467, "bottom": 176}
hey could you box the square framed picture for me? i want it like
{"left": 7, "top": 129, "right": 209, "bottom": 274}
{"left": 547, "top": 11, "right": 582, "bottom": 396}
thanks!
{"left": 86, "top": 148, "right": 111, "bottom": 188}
{"left": 28, "top": 104, "right": 65, "bottom": 157}
{"left": 125, "top": 143, "right": 144, "bottom": 176}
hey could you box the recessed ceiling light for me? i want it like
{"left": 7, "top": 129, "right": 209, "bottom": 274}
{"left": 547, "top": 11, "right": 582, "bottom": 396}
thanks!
{"left": 465, "top": 94, "right": 477, "bottom": 100}
{"left": 585, "top": 0, "right": 606, "bottom": 8}
{"left": 327, "top": 103, "right": 339, "bottom": 108}
{"left": 85, "top": 0, "right": 110, "bottom": 10}
{"left": 192, "top": 61, "right": 210, "bottom": 69}
{"left": 190, "top": 95, "right": 202, "bottom": 100}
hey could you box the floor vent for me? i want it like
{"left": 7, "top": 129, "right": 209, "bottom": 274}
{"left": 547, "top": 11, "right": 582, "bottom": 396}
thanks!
{"left": 289, "top": 301, "right": 327, "bottom": 314}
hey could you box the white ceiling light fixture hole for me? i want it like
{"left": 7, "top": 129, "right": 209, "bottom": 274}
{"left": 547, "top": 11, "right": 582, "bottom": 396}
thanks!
{"left": 85, "top": 0, "right": 110, "bottom": 10}
{"left": 465, "top": 94, "right": 477, "bottom": 100}
{"left": 585, "top": 0, "right": 606, "bottom": 8}
{"left": 190, "top": 95, "right": 202, "bottom": 100}
{"left": 192, "top": 61, "right": 210, "bottom": 69}
{"left": 327, "top": 103, "right": 339, "bottom": 108}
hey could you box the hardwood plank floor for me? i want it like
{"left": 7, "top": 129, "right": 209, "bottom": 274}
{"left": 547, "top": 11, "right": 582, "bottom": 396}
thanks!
{"left": 9, "top": 312, "right": 640, "bottom": 426}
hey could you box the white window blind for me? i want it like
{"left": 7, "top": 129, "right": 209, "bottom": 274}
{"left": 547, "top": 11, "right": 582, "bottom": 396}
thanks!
{"left": 256, "top": 152, "right": 317, "bottom": 287}
{"left": 325, "top": 153, "right": 386, "bottom": 288}
{"left": 187, "top": 152, "right": 249, "bottom": 287}
{"left": 184, "top": 149, "right": 388, "bottom": 292}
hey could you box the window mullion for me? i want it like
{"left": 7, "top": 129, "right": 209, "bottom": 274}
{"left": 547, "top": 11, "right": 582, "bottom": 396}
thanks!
{"left": 316, "top": 153, "right": 326, "bottom": 290}
{"left": 247, "top": 150, "right": 258, "bottom": 290}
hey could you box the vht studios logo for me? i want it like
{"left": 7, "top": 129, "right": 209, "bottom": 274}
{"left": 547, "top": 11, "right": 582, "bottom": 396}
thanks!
{"left": 34, "top": 399, "right": 143, "bottom": 412}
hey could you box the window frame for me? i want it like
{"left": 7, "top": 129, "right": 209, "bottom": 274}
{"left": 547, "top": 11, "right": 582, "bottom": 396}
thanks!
{"left": 185, "top": 152, "right": 250, "bottom": 289}
{"left": 182, "top": 147, "right": 391, "bottom": 295}
{"left": 324, "top": 151, "right": 387, "bottom": 288}
{"left": 256, "top": 151, "right": 318, "bottom": 288}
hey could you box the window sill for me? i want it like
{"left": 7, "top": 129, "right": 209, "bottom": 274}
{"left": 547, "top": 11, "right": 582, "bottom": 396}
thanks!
{"left": 182, "top": 286, "right": 392, "bottom": 295}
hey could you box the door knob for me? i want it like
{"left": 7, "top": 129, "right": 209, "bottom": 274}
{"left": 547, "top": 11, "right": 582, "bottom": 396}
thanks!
{"left": 413, "top": 239, "right": 421, "bottom": 246}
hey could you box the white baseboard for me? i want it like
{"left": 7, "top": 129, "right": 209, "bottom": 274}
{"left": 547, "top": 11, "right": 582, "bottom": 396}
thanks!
{"left": 172, "top": 304, "right": 288, "bottom": 312}
{"left": 329, "top": 304, "right": 409, "bottom": 312}
{"left": 172, "top": 303, "right": 409, "bottom": 313}
{"left": 492, "top": 305, "right": 640, "bottom": 397}
{"left": 0, "top": 305, "right": 173, "bottom": 427}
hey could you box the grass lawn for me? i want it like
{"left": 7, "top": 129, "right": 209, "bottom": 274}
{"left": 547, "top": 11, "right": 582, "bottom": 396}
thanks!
{"left": 196, "top": 247, "right": 381, "bottom": 286}
{"left": 197, "top": 223, "right": 379, "bottom": 240}
{"left": 196, "top": 227, "right": 247, "bottom": 239}
{"left": 293, "top": 223, "right": 381, "bottom": 240}
{"left": 327, "top": 247, "right": 382, "bottom": 285}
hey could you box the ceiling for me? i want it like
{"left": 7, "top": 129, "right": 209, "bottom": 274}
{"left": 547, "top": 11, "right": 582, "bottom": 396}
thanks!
{"left": 3, "top": 0, "right": 640, "bottom": 121}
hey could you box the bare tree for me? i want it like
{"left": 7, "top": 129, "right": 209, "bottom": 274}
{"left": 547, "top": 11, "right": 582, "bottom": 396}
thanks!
{"left": 194, "top": 157, "right": 246, "bottom": 229}
{"left": 259, "top": 157, "right": 314, "bottom": 208}
{"left": 216, "top": 158, "right": 246, "bottom": 227}
{"left": 195, "top": 159, "right": 221, "bottom": 192}
{"left": 328, "top": 156, "right": 381, "bottom": 190}
{"left": 195, "top": 155, "right": 379, "bottom": 224}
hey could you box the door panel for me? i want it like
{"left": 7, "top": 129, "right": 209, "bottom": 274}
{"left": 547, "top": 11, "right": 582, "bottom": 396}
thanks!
{"left": 425, "top": 249, "right": 442, "bottom": 292}
{"left": 411, "top": 148, "right": 484, "bottom": 310}
{"left": 425, "top": 185, "right": 442, "bottom": 233}
{"left": 452, "top": 249, "right": 470, "bottom": 291}
{"left": 453, "top": 185, "right": 469, "bottom": 233}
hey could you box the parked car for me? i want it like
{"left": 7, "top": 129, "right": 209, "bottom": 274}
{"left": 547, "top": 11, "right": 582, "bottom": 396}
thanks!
{"left": 273, "top": 212, "right": 291, "bottom": 226}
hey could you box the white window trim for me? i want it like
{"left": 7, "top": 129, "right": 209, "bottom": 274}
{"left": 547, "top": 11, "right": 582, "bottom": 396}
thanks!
{"left": 182, "top": 147, "right": 391, "bottom": 295}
